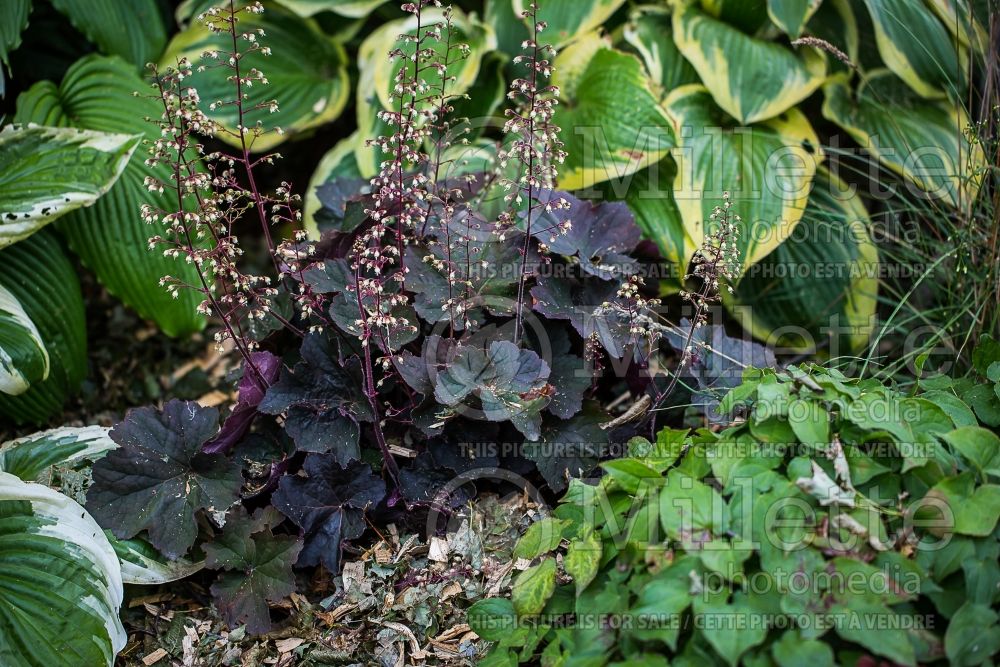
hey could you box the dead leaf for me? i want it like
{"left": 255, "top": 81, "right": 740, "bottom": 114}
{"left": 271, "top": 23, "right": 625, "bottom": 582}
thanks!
{"left": 142, "top": 648, "right": 168, "bottom": 666}
{"left": 428, "top": 537, "right": 449, "bottom": 562}
{"left": 274, "top": 638, "right": 304, "bottom": 654}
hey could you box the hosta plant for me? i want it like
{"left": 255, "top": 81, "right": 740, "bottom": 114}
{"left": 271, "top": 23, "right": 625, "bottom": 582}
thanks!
{"left": 471, "top": 342, "right": 1000, "bottom": 666}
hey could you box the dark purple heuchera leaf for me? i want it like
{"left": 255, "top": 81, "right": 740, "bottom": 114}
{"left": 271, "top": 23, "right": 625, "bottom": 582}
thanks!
{"left": 86, "top": 400, "right": 243, "bottom": 559}
{"left": 299, "top": 258, "right": 355, "bottom": 295}
{"left": 271, "top": 454, "right": 386, "bottom": 573}
{"left": 434, "top": 340, "right": 551, "bottom": 440}
{"left": 521, "top": 401, "right": 609, "bottom": 492}
{"left": 314, "top": 179, "right": 370, "bottom": 234}
{"left": 258, "top": 333, "right": 372, "bottom": 463}
{"left": 203, "top": 351, "right": 282, "bottom": 455}
{"left": 531, "top": 274, "right": 631, "bottom": 359}
{"left": 529, "top": 191, "right": 641, "bottom": 280}
{"left": 399, "top": 431, "right": 501, "bottom": 506}
{"left": 204, "top": 506, "right": 303, "bottom": 634}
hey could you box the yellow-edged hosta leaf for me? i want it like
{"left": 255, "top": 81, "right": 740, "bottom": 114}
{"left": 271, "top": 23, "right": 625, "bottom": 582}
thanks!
{"left": 822, "top": 70, "right": 984, "bottom": 208}
{"left": 805, "top": 0, "right": 858, "bottom": 73}
{"left": 725, "top": 168, "right": 879, "bottom": 354}
{"left": 926, "top": 0, "right": 989, "bottom": 54}
{"left": 274, "top": 0, "right": 386, "bottom": 17}
{"left": 552, "top": 33, "right": 674, "bottom": 191}
{"left": 358, "top": 7, "right": 495, "bottom": 117}
{"left": 673, "top": 1, "right": 827, "bottom": 124}
{"left": 859, "top": 0, "right": 966, "bottom": 98}
{"left": 664, "top": 84, "right": 823, "bottom": 273}
{"left": 511, "top": 0, "right": 627, "bottom": 48}
{"left": 161, "top": 1, "right": 350, "bottom": 152}
{"left": 767, "top": 0, "right": 822, "bottom": 38}
{"left": 700, "top": 0, "right": 769, "bottom": 33}
{"left": 0, "top": 231, "right": 87, "bottom": 425}
{"left": 0, "top": 124, "right": 138, "bottom": 249}
{"left": 622, "top": 5, "right": 699, "bottom": 100}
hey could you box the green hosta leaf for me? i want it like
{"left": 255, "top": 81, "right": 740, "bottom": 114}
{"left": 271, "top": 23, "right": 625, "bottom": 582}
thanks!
{"left": 664, "top": 84, "right": 822, "bottom": 272}
{"left": 0, "top": 471, "right": 126, "bottom": 667}
{"left": 552, "top": 33, "right": 674, "bottom": 191}
{"left": 0, "top": 230, "right": 86, "bottom": 425}
{"left": 205, "top": 506, "right": 303, "bottom": 634}
{"left": 357, "top": 6, "right": 495, "bottom": 119}
{"left": 0, "top": 425, "right": 114, "bottom": 482}
{"left": 511, "top": 557, "right": 557, "bottom": 616}
{"left": 0, "top": 124, "right": 137, "bottom": 248}
{"left": 622, "top": 5, "right": 699, "bottom": 99}
{"left": 0, "top": 0, "right": 30, "bottom": 69}
{"left": 564, "top": 526, "right": 601, "bottom": 594}
{"left": 162, "top": 1, "right": 350, "bottom": 152}
{"left": 767, "top": 0, "right": 822, "bottom": 38}
{"left": 944, "top": 426, "right": 1000, "bottom": 479}
{"left": 0, "top": 283, "right": 48, "bottom": 396}
{"left": 673, "top": 1, "right": 827, "bottom": 124}
{"left": 859, "top": 0, "right": 965, "bottom": 98}
{"left": 86, "top": 400, "right": 243, "bottom": 559}
{"left": 822, "top": 69, "right": 985, "bottom": 208}
{"left": 945, "top": 602, "right": 1000, "bottom": 666}
{"left": 50, "top": 0, "right": 167, "bottom": 69}
{"left": 514, "top": 517, "right": 566, "bottom": 559}
{"left": 724, "top": 168, "right": 879, "bottom": 353}
{"left": 14, "top": 55, "right": 206, "bottom": 336}
{"left": 512, "top": 0, "right": 626, "bottom": 48}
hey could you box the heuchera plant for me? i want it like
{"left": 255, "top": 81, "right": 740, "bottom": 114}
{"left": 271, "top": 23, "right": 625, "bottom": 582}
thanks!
{"left": 86, "top": 0, "right": 743, "bottom": 633}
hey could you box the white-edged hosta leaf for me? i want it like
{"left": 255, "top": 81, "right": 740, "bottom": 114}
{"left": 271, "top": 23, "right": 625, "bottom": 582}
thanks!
{"left": 767, "top": 0, "right": 822, "bottom": 38}
{"left": 0, "top": 426, "right": 114, "bottom": 484}
{"left": 859, "top": 0, "right": 966, "bottom": 98}
{"left": 0, "top": 284, "right": 48, "bottom": 397}
{"left": 161, "top": 1, "right": 350, "bottom": 152}
{"left": 552, "top": 33, "right": 674, "bottom": 191}
{"left": 357, "top": 6, "right": 495, "bottom": 117}
{"left": 622, "top": 5, "right": 700, "bottom": 99}
{"left": 822, "top": 69, "right": 985, "bottom": 208}
{"left": 511, "top": 0, "right": 626, "bottom": 48}
{"left": 49, "top": 0, "right": 167, "bottom": 69}
{"left": 111, "top": 535, "right": 205, "bottom": 585}
{"left": 673, "top": 1, "right": 827, "bottom": 124}
{"left": 0, "top": 471, "right": 126, "bottom": 667}
{"left": 14, "top": 55, "right": 207, "bottom": 337}
{"left": 725, "top": 168, "right": 879, "bottom": 353}
{"left": 0, "top": 230, "right": 87, "bottom": 426}
{"left": 0, "top": 124, "right": 138, "bottom": 248}
{"left": 664, "top": 84, "right": 823, "bottom": 273}
{"left": 0, "top": 0, "right": 30, "bottom": 69}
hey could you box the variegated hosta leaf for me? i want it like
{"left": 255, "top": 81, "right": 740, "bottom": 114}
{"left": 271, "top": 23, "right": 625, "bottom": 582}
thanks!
{"left": 49, "top": 0, "right": 167, "bottom": 69}
{"left": 511, "top": 0, "right": 627, "bottom": 48}
{"left": 664, "top": 84, "right": 823, "bottom": 273}
{"left": 0, "top": 124, "right": 137, "bottom": 249}
{"left": 15, "top": 55, "right": 207, "bottom": 337}
{"left": 0, "top": 426, "right": 114, "bottom": 485}
{"left": 112, "top": 535, "right": 205, "bottom": 585}
{"left": 859, "top": 0, "right": 966, "bottom": 98}
{"left": 357, "top": 6, "right": 495, "bottom": 118}
{"left": 161, "top": 1, "right": 350, "bottom": 152}
{"left": 805, "top": 0, "right": 858, "bottom": 74}
{"left": 0, "top": 471, "right": 126, "bottom": 667}
{"left": 551, "top": 33, "right": 674, "bottom": 191}
{"left": 622, "top": 5, "right": 699, "bottom": 99}
{"left": 673, "top": 1, "right": 827, "bottom": 124}
{"left": 0, "top": 231, "right": 87, "bottom": 426}
{"left": 822, "top": 70, "right": 985, "bottom": 208}
{"left": 0, "top": 285, "right": 48, "bottom": 397}
{"left": 0, "top": 0, "right": 30, "bottom": 70}
{"left": 725, "top": 168, "right": 879, "bottom": 354}
{"left": 926, "top": 0, "right": 989, "bottom": 54}
{"left": 699, "top": 0, "right": 770, "bottom": 33}
{"left": 767, "top": 0, "right": 822, "bottom": 38}
{"left": 266, "top": 0, "right": 387, "bottom": 17}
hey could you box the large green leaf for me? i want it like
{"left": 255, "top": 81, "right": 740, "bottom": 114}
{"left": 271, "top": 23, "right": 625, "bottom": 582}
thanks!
{"left": 50, "top": 0, "right": 167, "bottom": 69}
{"left": 511, "top": 0, "right": 626, "bottom": 48}
{"left": 14, "top": 55, "right": 206, "bottom": 337}
{"left": 161, "top": 1, "right": 350, "bottom": 152}
{"left": 622, "top": 5, "right": 700, "bottom": 100}
{"left": 271, "top": 0, "right": 386, "bottom": 17}
{"left": 0, "top": 0, "right": 30, "bottom": 71}
{"left": 926, "top": 0, "right": 990, "bottom": 55}
{"left": 0, "top": 124, "right": 138, "bottom": 249}
{"left": 0, "top": 284, "right": 48, "bottom": 397}
{"left": 805, "top": 0, "right": 859, "bottom": 74}
{"left": 859, "top": 0, "right": 966, "bottom": 98}
{"left": 700, "top": 0, "right": 769, "bottom": 33}
{"left": 663, "top": 84, "right": 822, "bottom": 272}
{"left": 822, "top": 69, "right": 985, "bottom": 208}
{"left": 0, "top": 471, "right": 126, "bottom": 667}
{"left": 768, "top": 0, "right": 822, "bottom": 38}
{"left": 551, "top": 33, "right": 674, "bottom": 191}
{"left": 673, "top": 1, "right": 827, "bottom": 124}
{"left": 725, "top": 168, "right": 879, "bottom": 354}
{"left": 0, "top": 231, "right": 86, "bottom": 425}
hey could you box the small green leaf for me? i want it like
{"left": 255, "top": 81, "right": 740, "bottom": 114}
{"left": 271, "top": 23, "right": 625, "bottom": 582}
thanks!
{"left": 944, "top": 426, "right": 1000, "bottom": 478}
{"left": 513, "top": 517, "right": 566, "bottom": 560}
{"left": 788, "top": 399, "right": 830, "bottom": 448}
{"left": 564, "top": 527, "right": 601, "bottom": 594}
{"left": 467, "top": 598, "right": 517, "bottom": 642}
{"left": 771, "top": 629, "right": 834, "bottom": 667}
{"left": 511, "top": 557, "right": 557, "bottom": 616}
